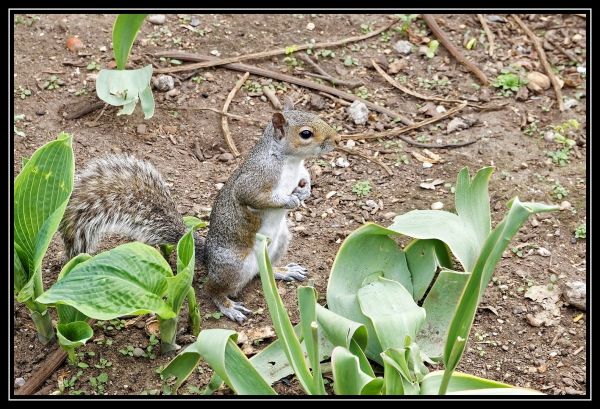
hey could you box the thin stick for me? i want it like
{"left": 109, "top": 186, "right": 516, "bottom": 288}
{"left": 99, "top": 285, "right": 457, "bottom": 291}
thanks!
{"left": 262, "top": 86, "right": 282, "bottom": 110}
{"left": 477, "top": 14, "right": 496, "bottom": 57}
{"left": 180, "top": 106, "right": 264, "bottom": 126}
{"left": 319, "top": 91, "right": 351, "bottom": 106}
{"left": 422, "top": 14, "right": 489, "bottom": 85}
{"left": 336, "top": 146, "right": 393, "bottom": 176}
{"left": 15, "top": 348, "right": 67, "bottom": 395}
{"left": 222, "top": 72, "right": 249, "bottom": 157}
{"left": 154, "top": 52, "right": 414, "bottom": 126}
{"left": 154, "top": 18, "right": 401, "bottom": 74}
{"left": 343, "top": 102, "right": 469, "bottom": 146}
{"left": 546, "top": 37, "right": 583, "bottom": 64}
{"left": 512, "top": 15, "right": 565, "bottom": 111}
{"left": 298, "top": 54, "right": 363, "bottom": 88}
{"left": 371, "top": 59, "right": 464, "bottom": 104}
{"left": 64, "top": 100, "right": 105, "bottom": 120}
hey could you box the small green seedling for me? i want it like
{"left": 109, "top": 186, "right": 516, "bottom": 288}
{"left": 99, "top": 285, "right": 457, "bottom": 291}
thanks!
{"left": 551, "top": 182, "right": 568, "bottom": 200}
{"left": 42, "top": 75, "right": 62, "bottom": 90}
{"left": 343, "top": 56, "right": 359, "bottom": 67}
{"left": 575, "top": 224, "right": 586, "bottom": 239}
{"left": 119, "top": 345, "right": 135, "bottom": 357}
{"left": 360, "top": 23, "right": 373, "bottom": 34}
{"left": 547, "top": 148, "right": 571, "bottom": 166}
{"left": 17, "top": 86, "right": 31, "bottom": 99}
{"left": 424, "top": 40, "right": 439, "bottom": 58}
{"left": 352, "top": 181, "right": 372, "bottom": 197}
{"left": 87, "top": 61, "right": 100, "bottom": 71}
{"left": 94, "top": 358, "right": 113, "bottom": 369}
{"left": 492, "top": 73, "right": 527, "bottom": 97}
{"left": 89, "top": 372, "right": 109, "bottom": 395}
{"left": 354, "top": 86, "right": 370, "bottom": 100}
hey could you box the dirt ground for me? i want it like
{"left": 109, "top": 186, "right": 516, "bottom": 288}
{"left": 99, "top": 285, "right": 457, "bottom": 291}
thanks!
{"left": 12, "top": 13, "right": 587, "bottom": 396}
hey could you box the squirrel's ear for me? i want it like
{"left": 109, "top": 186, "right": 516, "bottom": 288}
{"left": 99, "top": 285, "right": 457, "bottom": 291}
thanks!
{"left": 282, "top": 96, "right": 295, "bottom": 111}
{"left": 272, "top": 112, "right": 286, "bottom": 139}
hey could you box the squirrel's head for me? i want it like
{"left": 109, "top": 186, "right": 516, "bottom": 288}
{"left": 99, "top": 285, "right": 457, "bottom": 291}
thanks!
{"left": 270, "top": 96, "right": 340, "bottom": 158}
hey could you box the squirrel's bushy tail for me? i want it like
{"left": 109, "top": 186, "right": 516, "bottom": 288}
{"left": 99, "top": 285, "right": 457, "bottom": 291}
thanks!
{"left": 60, "top": 154, "right": 205, "bottom": 262}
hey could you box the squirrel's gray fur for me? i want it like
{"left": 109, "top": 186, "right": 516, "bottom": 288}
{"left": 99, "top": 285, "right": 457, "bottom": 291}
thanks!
{"left": 60, "top": 98, "right": 339, "bottom": 323}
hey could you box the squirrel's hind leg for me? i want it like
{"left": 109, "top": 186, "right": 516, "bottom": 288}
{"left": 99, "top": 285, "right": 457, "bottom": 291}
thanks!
{"left": 212, "top": 295, "right": 252, "bottom": 324}
{"left": 274, "top": 263, "right": 308, "bottom": 281}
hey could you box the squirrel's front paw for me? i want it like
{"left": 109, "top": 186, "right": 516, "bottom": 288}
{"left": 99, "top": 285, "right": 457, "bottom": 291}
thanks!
{"left": 284, "top": 195, "right": 301, "bottom": 209}
{"left": 292, "top": 179, "right": 311, "bottom": 202}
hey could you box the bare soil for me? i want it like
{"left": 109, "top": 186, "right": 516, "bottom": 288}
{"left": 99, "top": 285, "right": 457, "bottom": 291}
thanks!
{"left": 12, "top": 13, "right": 587, "bottom": 396}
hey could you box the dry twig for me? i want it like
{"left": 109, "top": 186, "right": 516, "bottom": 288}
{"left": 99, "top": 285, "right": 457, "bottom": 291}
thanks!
{"left": 155, "top": 18, "right": 401, "bottom": 74}
{"left": 221, "top": 72, "right": 250, "bottom": 157}
{"left": 262, "top": 86, "right": 282, "bottom": 110}
{"left": 154, "top": 52, "right": 414, "bottom": 126}
{"left": 512, "top": 15, "right": 565, "bottom": 111}
{"left": 477, "top": 14, "right": 496, "bottom": 57}
{"left": 15, "top": 348, "right": 67, "bottom": 395}
{"left": 371, "top": 59, "right": 464, "bottom": 104}
{"left": 336, "top": 146, "right": 393, "bottom": 176}
{"left": 342, "top": 102, "right": 478, "bottom": 149}
{"left": 422, "top": 14, "right": 489, "bottom": 85}
{"left": 298, "top": 54, "right": 363, "bottom": 89}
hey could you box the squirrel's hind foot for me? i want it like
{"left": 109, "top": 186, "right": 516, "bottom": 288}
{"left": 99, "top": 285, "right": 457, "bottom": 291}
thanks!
{"left": 274, "top": 263, "right": 308, "bottom": 281}
{"left": 216, "top": 298, "right": 252, "bottom": 324}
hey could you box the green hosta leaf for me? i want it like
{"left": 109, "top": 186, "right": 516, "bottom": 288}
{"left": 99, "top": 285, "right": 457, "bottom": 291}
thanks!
{"left": 56, "top": 254, "right": 92, "bottom": 325}
{"left": 420, "top": 370, "right": 542, "bottom": 395}
{"left": 14, "top": 132, "right": 74, "bottom": 297}
{"left": 331, "top": 346, "right": 383, "bottom": 395}
{"left": 357, "top": 276, "right": 426, "bottom": 354}
{"left": 182, "top": 215, "right": 208, "bottom": 230}
{"left": 112, "top": 14, "right": 148, "bottom": 70}
{"left": 382, "top": 343, "right": 428, "bottom": 395}
{"left": 37, "top": 242, "right": 175, "bottom": 320}
{"left": 166, "top": 229, "right": 195, "bottom": 314}
{"left": 96, "top": 65, "right": 154, "bottom": 119}
{"left": 57, "top": 321, "right": 93, "bottom": 349}
{"left": 14, "top": 247, "right": 27, "bottom": 296}
{"left": 161, "top": 329, "right": 276, "bottom": 395}
{"left": 416, "top": 269, "right": 470, "bottom": 360}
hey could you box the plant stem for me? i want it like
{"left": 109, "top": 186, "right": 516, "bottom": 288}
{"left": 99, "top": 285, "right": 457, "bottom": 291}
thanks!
{"left": 186, "top": 287, "right": 201, "bottom": 336}
{"left": 30, "top": 310, "right": 55, "bottom": 345}
{"left": 159, "top": 318, "right": 179, "bottom": 354}
{"left": 65, "top": 347, "right": 77, "bottom": 364}
{"left": 438, "top": 370, "right": 452, "bottom": 395}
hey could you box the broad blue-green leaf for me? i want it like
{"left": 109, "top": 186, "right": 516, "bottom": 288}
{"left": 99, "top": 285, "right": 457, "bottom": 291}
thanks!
{"left": 416, "top": 269, "right": 470, "bottom": 359}
{"left": 96, "top": 65, "right": 154, "bottom": 119}
{"left": 331, "top": 346, "right": 383, "bottom": 395}
{"left": 388, "top": 167, "right": 493, "bottom": 271}
{"left": 420, "top": 370, "right": 542, "bottom": 395}
{"left": 37, "top": 242, "right": 175, "bottom": 320}
{"left": 405, "top": 239, "right": 452, "bottom": 301}
{"left": 162, "top": 329, "right": 276, "bottom": 395}
{"left": 357, "top": 276, "right": 426, "bottom": 355}
{"left": 112, "top": 14, "right": 148, "bottom": 70}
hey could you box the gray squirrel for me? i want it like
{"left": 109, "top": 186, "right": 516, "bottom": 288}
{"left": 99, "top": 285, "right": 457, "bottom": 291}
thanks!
{"left": 59, "top": 97, "right": 340, "bottom": 323}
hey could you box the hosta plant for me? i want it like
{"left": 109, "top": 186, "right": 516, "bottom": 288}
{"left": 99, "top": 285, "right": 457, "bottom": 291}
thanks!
{"left": 37, "top": 221, "right": 203, "bottom": 354}
{"left": 14, "top": 132, "right": 75, "bottom": 344}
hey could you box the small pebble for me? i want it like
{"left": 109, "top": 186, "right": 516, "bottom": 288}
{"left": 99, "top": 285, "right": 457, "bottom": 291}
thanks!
{"left": 148, "top": 14, "right": 166, "bottom": 25}
{"left": 190, "top": 17, "right": 201, "bottom": 27}
{"left": 14, "top": 377, "right": 25, "bottom": 389}
{"left": 133, "top": 347, "right": 145, "bottom": 357}
{"left": 218, "top": 153, "right": 234, "bottom": 162}
{"left": 562, "top": 281, "right": 586, "bottom": 311}
{"left": 306, "top": 22, "right": 315, "bottom": 31}
{"left": 559, "top": 201, "right": 572, "bottom": 211}
{"left": 347, "top": 100, "right": 369, "bottom": 125}
{"left": 393, "top": 40, "right": 413, "bottom": 55}
{"left": 335, "top": 157, "right": 350, "bottom": 168}
{"left": 136, "top": 124, "right": 147, "bottom": 135}
{"left": 295, "top": 212, "right": 303, "bottom": 222}
{"left": 153, "top": 75, "right": 175, "bottom": 92}
{"left": 431, "top": 201, "right": 444, "bottom": 210}
{"left": 215, "top": 183, "right": 224, "bottom": 190}
{"left": 383, "top": 211, "right": 397, "bottom": 220}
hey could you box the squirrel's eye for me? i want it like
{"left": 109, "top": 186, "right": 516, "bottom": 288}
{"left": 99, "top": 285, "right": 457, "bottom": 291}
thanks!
{"left": 299, "top": 129, "right": 313, "bottom": 139}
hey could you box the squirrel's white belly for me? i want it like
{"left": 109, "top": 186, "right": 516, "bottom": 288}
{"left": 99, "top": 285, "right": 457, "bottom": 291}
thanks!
{"left": 241, "top": 159, "right": 304, "bottom": 280}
